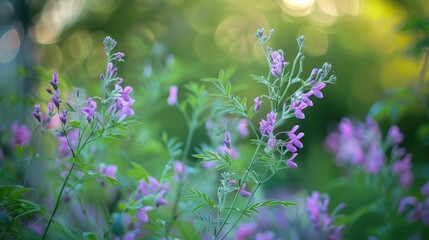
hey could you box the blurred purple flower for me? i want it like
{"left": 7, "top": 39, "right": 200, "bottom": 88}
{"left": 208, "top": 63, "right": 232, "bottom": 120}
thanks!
{"left": 255, "top": 231, "right": 275, "bottom": 240}
{"left": 392, "top": 153, "right": 413, "bottom": 188}
{"left": 52, "top": 90, "right": 61, "bottom": 109}
{"left": 236, "top": 222, "right": 257, "bottom": 240}
{"left": 49, "top": 72, "right": 58, "bottom": 90}
{"left": 223, "top": 132, "right": 231, "bottom": 150}
{"left": 167, "top": 85, "right": 178, "bottom": 105}
{"left": 421, "top": 181, "right": 429, "bottom": 197}
{"left": 57, "top": 129, "right": 79, "bottom": 157}
{"left": 136, "top": 206, "right": 153, "bottom": 224}
{"left": 239, "top": 183, "right": 251, "bottom": 197}
{"left": 387, "top": 125, "right": 404, "bottom": 145}
{"left": 59, "top": 109, "right": 67, "bottom": 125}
{"left": 238, "top": 119, "right": 249, "bottom": 137}
{"left": 99, "top": 163, "right": 118, "bottom": 179}
{"left": 10, "top": 122, "right": 31, "bottom": 148}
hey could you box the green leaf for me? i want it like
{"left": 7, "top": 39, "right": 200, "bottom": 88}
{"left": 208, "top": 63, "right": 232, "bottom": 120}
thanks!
{"left": 67, "top": 121, "right": 81, "bottom": 129}
{"left": 83, "top": 232, "right": 97, "bottom": 240}
{"left": 127, "top": 162, "right": 149, "bottom": 181}
{"left": 201, "top": 78, "right": 218, "bottom": 83}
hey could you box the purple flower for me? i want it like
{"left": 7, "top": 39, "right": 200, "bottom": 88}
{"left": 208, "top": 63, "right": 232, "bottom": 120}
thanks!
{"left": 387, "top": 125, "right": 404, "bottom": 145}
{"left": 167, "top": 85, "right": 178, "bottom": 105}
{"left": 32, "top": 104, "right": 41, "bottom": 122}
{"left": 310, "top": 68, "right": 319, "bottom": 79}
{"left": 421, "top": 181, "right": 429, "bottom": 197}
{"left": 392, "top": 153, "right": 413, "bottom": 188}
{"left": 239, "top": 183, "right": 251, "bottom": 197}
{"left": 49, "top": 72, "right": 58, "bottom": 90}
{"left": 57, "top": 129, "right": 79, "bottom": 157}
{"left": 116, "top": 98, "right": 135, "bottom": 119}
{"left": 52, "top": 90, "right": 61, "bottom": 109}
{"left": 270, "top": 50, "right": 286, "bottom": 77}
{"left": 259, "top": 111, "right": 277, "bottom": 136}
{"left": 121, "top": 86, "right": 133, "bottom": 101}
{"left": 114, "top": 52, "right": 125, "bottom": 60}
{"left": 238, "top": 119, "right": 249, "bottom": 137}
{"left": 286, "top": 153, "right": 298, "bottom": 168}
{"left": 155, "top": 190, "right": 169, "bottom": 207}
{"left": 223, "top": 132, "right": 231, "bottom": 149}
{"left": 254, "top": 97, "right": 262, "bottom": 111}
{"left": 59, "top": 109, "right": 67, "bottom": 124}
{"left": 236, "top": 222, "right": 257, "bottom": 240}
{"left": 307, "top": 191, "right": 344, "bottom": 240}
{"left": 82, "top": 97, "right": 97, "bottom": 122}
{"left": 10, "top": 122, "right": 31, "bottom": 148}
{"left": 255, "top": 231, "right": 275, "bottom": 240}
{"left": 290, "top": 100, "right": 307, "bottom": 119}
{"left": 311, "top": 82, "right": 326, "bottom": 99}
{"left": 99, "top": 163, "right": 117, "bottom": 179}
{"left": 107, "top": 62, "right": 117, "bottom": 76}
{"left": 286, "top": 125, "right": 304, "bottom": 153}
{"left": 136, "top": 206, "right": 153, "bottom": 223}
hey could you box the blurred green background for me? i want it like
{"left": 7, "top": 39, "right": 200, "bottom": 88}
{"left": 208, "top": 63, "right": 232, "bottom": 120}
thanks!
{"left": 1, "top": 0, "right": 429, "bottom": 238}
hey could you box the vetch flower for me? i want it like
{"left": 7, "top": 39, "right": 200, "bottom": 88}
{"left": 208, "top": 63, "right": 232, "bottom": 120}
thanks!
{"left": 239, "top": 183, "right": 251, "bottom": 197}
{"left": 59, "top": 109, "right": 67, "bottom": 125}
{"left": 254, "top": 97, "right": 262, "bottom": 111}
{"left": 116, "top": 98, "right": 135, "bottom": 119}
{"left": 223, "top": 132, "right": 231, "bottom": 150}
{"left": 290, "top": 100, "right": 307, "bottom": 119}
{"left": 82, "top": 97, "right": 97, "bottom": 122}
{"left": 286, "top": 153, "right": 298, "bottom": 168}
{"left": 238, "top": 119, "right": 249, "bottom": 137}
{"left": 49, "top": 72, "right": 58, "bottom": 90}
{"left": 167, "top": 85, "right": 178, "bottom": 105}
{"left": 52, "top": 90, "right": 61, "bottom": 109}
{"left": 311, "top": 82, "right": 326, "bottom": 99}
{"left": 136, "top": 206, "right": 153, "bottom": 224}
{"left": 10, "top": 122, "right": 31, "bottom": 148}
{"left": 270, "top": 50, "right": 286, "bottom": 77}
{"left": 259, "top": 111, "right": 277, "bottom": 136}
{"left": 286, "top": 125, "right": 304, "bottom": 153}
{"left": 114, "top": 52, "right": 125, "bottom": 60}
{"left": 32, "top": 104, "right": 41, "bottom": 122}
{"left": 99, "top": 163, "right": 118, "bottom": 179}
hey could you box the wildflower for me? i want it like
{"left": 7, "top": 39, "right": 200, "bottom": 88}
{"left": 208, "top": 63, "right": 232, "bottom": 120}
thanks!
{"left": 255, "top": 231, "right": 275, "bottom": 240}
{"left": 155, "top": 190, "right": 169, "bottom": 207}
{"left": 52, "top": 90, "right": 61, "bottom": 109}
{"left": 59, "top": 109, "right": 67, "bottom": 124}
{"left": 307, "top": 191, "right": 344, "bottom": 240}
{"left": 311, "top": 82, "right": 326, "bottom": 99}
{"left": 236, "top": 222, "right": 257, "bottom": 240}
{"left": 136, "top": 206, "right": 153, "bottom": 223}
{"left": 99, "top": 163, "right": 118, "bottom": 179}
{"left": 57, "top": 129, "right": 79, "bottom": 157}
{"left": 265, "top": 137, "right": 277, "bottom": 152}
{"left": 387, "top": 125, "right": 404, "bottom": 145}
{"left": 286, "top": 153, "right": 298, "bottom": 168}
{"left": 107, "top": 62, "right": 117, "bottom": 76}
{"left": 121, "top": 86, "right": 133, "bottom": 102}
{"left": 421, "top": 181, "right": 429, "bottom": 196}
{"left": 254, "top": 97, "right": 261, "bottom": 111}
{"left": 10, "top": 121, "right": 31, "bottom": 148}
{"left": 270, "top": 50, "right": 286, "bottom": 77}
{"left": 114, "top": 52, "right": 125, "bottom": 60}
{"left": 82, "top": 97, "right": 97, "bottom": 122}
{"left": 238, "top": 119, "right": 249, "bottom": 137}
{"left": 223, "top": 132, "right": 231, "bottom": 149}
{"left": 310, "top": 68, "right": 318, "bottom": 79}
{"left": 49, "top": 72, "right": 58, "bottom": 90}
{"left": 290, "top": 100, "right": 307, "bottom": 119}
{"left": 259, "top": 111, "right": 277, "bottom": 136}
{"left": 239, "top": 183, "right": 251, "bottom": 197}
{"left": 286, "top": 125, "right": 304, "bottom": 153}
{"left": 32, "top": 104, "right": 41, "bottom": 122}
{"left": 167, "top": 85, "right": 178, "bottom": 105}
{"left": 46, "top": 88, "right": 53, "bottom": 94}
{"left": 392, "top": 153, "right": 413, "bottom": 188}
{"left": 116, "top": 98, "right": 135, "bottom": 119}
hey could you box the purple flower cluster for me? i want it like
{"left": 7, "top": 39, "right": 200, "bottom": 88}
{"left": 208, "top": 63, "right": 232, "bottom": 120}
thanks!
{"left": 290, "top": 80, "right": 326, "bottom": 119}
{"left": 397, "top": 181, "right": 429, "bottom": 225}
{"left": 10, "top": 121, "right": 31, "bottom": 148}
{"left": 307, "top": 191, "right": 345, "bottom": 240}
{"left": 259, "top": 111, "right": 277, "bottom": 136}
{"left": 325, "top": 117, "right": 413, "bottom": 187}
{"left": 270, "top": 50, "right": 287, "bottom": 78}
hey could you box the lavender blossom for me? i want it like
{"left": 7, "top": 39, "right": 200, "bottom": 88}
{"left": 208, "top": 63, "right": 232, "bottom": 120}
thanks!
{"left": 10, "top": 122, "right": 31, "bottom": 148}
{"left": 307, "top": 191, "right": 344, "bottom": 240}
{"left": 270, "top": 50, "right": 286, "bottom": 77}
{"left": 32, "top": 104, "right": 41, "bottom": 122}
{"left": 167, "top": 85, "right": 178, "bottom": 105}
{"left": 223, "top": 132, "right": 231, "bottom": 150}
{"left": 82, "top": 97, "right": 97, "bottom": 122}
{"left": 286, "top": 125, "right": 304, "bottom": 153}
{"left": 286, "top": 153, "right": 298, "bottom": 168}
{"left": 59, "top": 109, "right": 67, "bottom": 124}
{"left": 49, "top": 72, "right": 58, "bottom": 90}
{"left": 259, "top": 111, "right": 277, "bottom": 136}
{"left": 254, "top": 97, "right": 262, "bottom": 111}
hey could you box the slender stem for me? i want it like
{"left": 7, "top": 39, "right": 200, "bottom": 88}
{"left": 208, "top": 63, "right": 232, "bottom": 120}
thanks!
{"left": 220, "top": 183, "right": 261, "bottom": 240}
{"left": 164, "top": 112, "right": 198, "bottom": 236}
{"left": 215, "top": 143, "right": 262, "bottom": 238}
{"left": 41, "top": 129, "right": 93, "bottom": 239}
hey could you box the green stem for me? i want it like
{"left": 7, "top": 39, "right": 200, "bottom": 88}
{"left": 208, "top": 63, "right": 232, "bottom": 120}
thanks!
{"left": 164, "top": 113, "right": 198, "bottom": 236}
{"left": 215, "top": 143, "right": 263, "bottom": 238}
{"left": 41, "top": 128, "right": 93, "bottom": 239}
